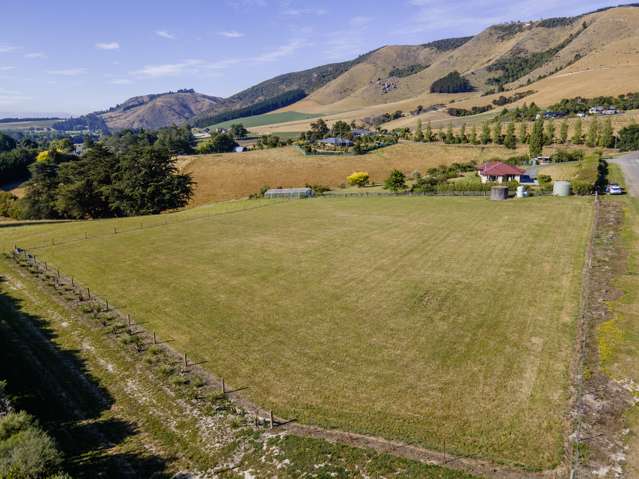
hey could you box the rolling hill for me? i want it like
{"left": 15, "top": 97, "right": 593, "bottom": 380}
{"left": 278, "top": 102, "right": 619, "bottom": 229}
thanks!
{"left": 67, "top": 4, "right": 639, "bottom": 133}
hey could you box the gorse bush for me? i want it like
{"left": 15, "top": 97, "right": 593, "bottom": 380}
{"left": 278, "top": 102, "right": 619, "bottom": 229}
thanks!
{"left": 0, "top": 411, "right": 63, "bottom": 479}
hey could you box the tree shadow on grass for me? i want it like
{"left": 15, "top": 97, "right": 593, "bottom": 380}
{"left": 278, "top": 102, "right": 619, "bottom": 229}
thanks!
{"left": 0, "top": 276, "right": 171, "bottom": 478}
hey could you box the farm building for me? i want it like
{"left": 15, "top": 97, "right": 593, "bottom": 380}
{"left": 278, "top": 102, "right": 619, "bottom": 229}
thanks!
{"left": 478, "top": 161, "right": 526, "bottom": 184}
{"left": 318, "top": 137, "right": 353, "bottom": 147}
{"left": 264, "top": 188, "right": 314, "bottom": 199}
{"left": 352, "top": 129, "right": 373, "bottom": 138}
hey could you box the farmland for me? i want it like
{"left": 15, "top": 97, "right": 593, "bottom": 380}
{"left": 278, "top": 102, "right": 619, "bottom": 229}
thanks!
{"left": 1, "top": 195, "right": 593, "bottom": 469}
{"left": 180, "top": 142, "right": 542, "bottom": 205}
{"left": 210, "top": 111, "right": 320, "bottom": 130}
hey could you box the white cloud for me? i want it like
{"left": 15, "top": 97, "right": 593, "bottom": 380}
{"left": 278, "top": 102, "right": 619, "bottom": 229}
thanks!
{"left": 218, "top": 31, "right": 245, "bottom": 38}
{"left": 96, "top": 42, "right": 120, "bottom": 50}
{"left": 254, "top": 39, "right": 307, "bottom": 62}
{"left": 0, "top": 88, "right": 31, "bottom": 105}
{"left": 46, "top": 68, "right": 88, "bottom": 76}
{"left": 156, "top": 30, "right": 176, "bottom": 40}
{"left": 131, "top": 59, "right": 205, "bottom": 78}
{"left": 0, "top": 45, "right": 18, "bottom": 53}
{"left": 281, "top": 8, "right": 326, "bottom": 16}
{"left": 24, "top": 52, "right": 46, "bottom": 59}
{"left": 0, "top": 66, "right": 15, "bottom": 71}
{"left": 111, "top": 78, "right": 133, "bottom": 84}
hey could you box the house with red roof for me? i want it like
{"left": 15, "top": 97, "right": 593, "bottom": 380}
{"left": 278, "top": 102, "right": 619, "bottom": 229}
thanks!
{"left": 477, "top": 161, "right": 526, "bottom": 184}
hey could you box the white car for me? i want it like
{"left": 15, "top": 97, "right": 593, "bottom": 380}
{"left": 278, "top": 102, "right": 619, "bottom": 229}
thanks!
{"left": 607, "top": 184, "right": 623, "bottom": 195}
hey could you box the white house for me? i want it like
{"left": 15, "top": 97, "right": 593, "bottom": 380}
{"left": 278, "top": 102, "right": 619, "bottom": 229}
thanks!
{"left": 478, "top": 161, "right": 526, "bottom": 184}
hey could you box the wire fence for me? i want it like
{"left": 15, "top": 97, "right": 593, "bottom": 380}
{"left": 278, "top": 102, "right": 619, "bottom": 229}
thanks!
{"left": 570, "top": 193, "right": 600, "bottom": 479}
{"left": 8, "top": 247, "right": 281, "bottom": 430}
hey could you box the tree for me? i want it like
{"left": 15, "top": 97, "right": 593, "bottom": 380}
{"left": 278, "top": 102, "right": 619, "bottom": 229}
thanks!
{"left": 572, "top": 118, "right": 583, "bottom": 144}
{"left": 559, "top": 120, "right": 569, "bottom": 144}
{"left": 21, "top": 159, "right": 61, "bottom": 219}
{"left": 155, "top": 125, "right": 196, "bottom": 155}
{"left": 425, "top": 121, "right": 433, "bottom": 142}
{"left": 347, "top": 171, "right": 370, "bottom": 187}
{"left": 384, "top": 169, "right": 407, "bottom": 192}
{"left": 430, "top": 71, "right": 474, "bottom": 93}
{"left": 445, "top": 122, "right": 454, "bottom": 144}
{"left": 0, "top": 132, "right": 17, "bottom": 153}
{"left": 229, "top": 123, "right": 248, "bottom": 139}
{"left": 504, "top": 122, "right": 516, "bottom": 149}
{"left": 414, "top": 119, "right": 424, "bottom": 142}
{"left": 308, "top": 118, "right": 329, "bottom": 142}
{"left": 586, "top": 117, "right": 599, "bottom": 147}
{"left": 544, "top": 119, "right": 556, "bottom": 145}
{"left": 480, "top": 122, "right": 491, "bottom": 144}
{"left": 109, "top": 146, "right": 194, "bottom": 216}
{"left": 196, "top": 133, "right": 238, "bottom": 154}
{"left": 518, "top": 122, "right": 528, "bottom": 144}
{"left": 469, "top": 125, "right": 478, "bottom": 145}
{"left": 492, "top": 120, "right": 503, "bottom": 145}
{"left": 618, "top": 124, "right": 639, "bottom": 151}
{"left": 529, "top": 118, "right": 545, "bottom": 158}
{"left": 459, "top": 123, "right": 467, "bottom": 143}
{"left": 50, "top": 137, "right": 74, "bottom": 153}
{"left": 599, "top": 118, "right": 614, "bottom": 148}
{"left": 331, "top": 120, "right": 351, "bottom": 138}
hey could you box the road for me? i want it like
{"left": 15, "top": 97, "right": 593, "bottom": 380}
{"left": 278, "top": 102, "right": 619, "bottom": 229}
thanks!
{"left": 610, "top": 151, "right": 639, "bottom": 197}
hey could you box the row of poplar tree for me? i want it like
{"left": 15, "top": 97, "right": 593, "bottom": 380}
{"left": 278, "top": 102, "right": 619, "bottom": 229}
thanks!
{"left": 413, "top": 116, "right": 616, "bottom": 157}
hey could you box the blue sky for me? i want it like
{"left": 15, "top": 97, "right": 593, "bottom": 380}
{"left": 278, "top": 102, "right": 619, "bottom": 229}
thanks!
{"left": 0, "top": 0, "right": 631, "bottom": 116}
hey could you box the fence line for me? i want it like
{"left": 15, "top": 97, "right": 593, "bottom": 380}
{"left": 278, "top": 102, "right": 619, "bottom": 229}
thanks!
{"left": 14, "top": 199, "right": 286, "bottom": 253}
{"left": 570, "top": 193, "right": 600, "bottom": 479}
{"left": 7, "top": 245, "right": 565, "bottom": 479}
{"left": 9, "top": 248, "right": 274, "bottom": 425}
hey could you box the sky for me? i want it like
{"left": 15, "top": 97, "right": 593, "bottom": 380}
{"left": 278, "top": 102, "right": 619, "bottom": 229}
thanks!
{"left": 0, "top": 0, "right": 633, "bottom": 116}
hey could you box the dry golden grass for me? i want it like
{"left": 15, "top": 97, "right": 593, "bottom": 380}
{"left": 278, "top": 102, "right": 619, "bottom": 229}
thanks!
{"left": 539, "top": 163, "right": 580, "bottom": 181}
{"left": 180, "top": 143, "right": 532, "bottom": 205}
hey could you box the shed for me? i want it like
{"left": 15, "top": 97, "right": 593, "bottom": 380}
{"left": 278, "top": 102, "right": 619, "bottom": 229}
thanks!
{"left": 235, "top": 146, "right": 247, "bottom": 153}
{"left": 264, "top": 188, "right": 314, "bottom": 199}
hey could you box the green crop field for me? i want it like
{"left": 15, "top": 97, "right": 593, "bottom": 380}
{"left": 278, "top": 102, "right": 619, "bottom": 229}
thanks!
{"left": 210, "top": 111, "right": 319, "bottom": 129}
{"left": 0, "top": 196, "right": 593, "bottom": 469}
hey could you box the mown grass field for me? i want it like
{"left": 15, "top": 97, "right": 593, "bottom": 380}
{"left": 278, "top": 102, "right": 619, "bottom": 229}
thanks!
{"left": 180, "top": 142, "right": 539, "bottom": 205}
{"left": 1, "top": 196, "right": 593, "bottom": 469}
{"left": 210, "top": 111, "right": 319, "bottom": 129}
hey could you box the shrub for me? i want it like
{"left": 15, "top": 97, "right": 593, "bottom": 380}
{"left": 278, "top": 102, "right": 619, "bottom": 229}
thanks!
{"left": 572, "top": 180, "right": 593, "bottom": 195}
{"left": 0, "top": 412, "right": 62, "bottom": 479}
{"left": 618, "top": 124, "right": 639, "bottom": 151}
{"left": 551, "top": 149, "right": 584, "bottom": 163}
{"left": 347, "top": 172, "right": 370, "bottom": 188}
{"left": 384, "top": 170, "right": 407, "bottom": 192}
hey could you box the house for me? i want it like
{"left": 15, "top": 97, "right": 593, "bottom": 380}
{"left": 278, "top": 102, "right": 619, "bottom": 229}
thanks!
{"left": 234, "top": 146, "right": 247, "bottom": 153}
{"left": 318, "top": 137, "right": 353, "bottom": 147}
{"left": 589, "top": 106, "right": 619, "bottom": 115}
{"left": 589, "top": 106, "right": 605, "bottom": 115}
{"left": 602, "top": 108, "right": 620, "bottom": 115}
{"left": 478, "top": 161, "right": 526, "bottom": 184}
{"left": 351, "top": 129, "right": 373, "bottom": 138}
{"left": 264, "top": 188, "right": 314, "bottom": 199}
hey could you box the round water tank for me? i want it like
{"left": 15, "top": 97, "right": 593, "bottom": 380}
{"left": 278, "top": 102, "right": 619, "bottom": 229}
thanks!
{"left": 516, "top": 186, "right": 527, "bottom": 198}
{"left": 553, "top": 181, "right": 571, "bottom": 197}
{"left": 490, "top": 186, "right": 508, "bottom": 201}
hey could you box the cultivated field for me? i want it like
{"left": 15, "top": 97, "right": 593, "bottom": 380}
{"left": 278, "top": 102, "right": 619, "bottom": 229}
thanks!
{"left": 210, "top": 111, "right": 319, "bottom": 130}
{"left": 180, "top": 142, "right": 540, "bottom": 205}
{"left": 1, "top": 196, "right": 593, "bottom": 469}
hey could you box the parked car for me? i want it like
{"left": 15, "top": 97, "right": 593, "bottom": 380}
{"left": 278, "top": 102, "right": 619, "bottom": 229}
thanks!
{"left": 607, "top": 184, "right": 623, "bottom": 195}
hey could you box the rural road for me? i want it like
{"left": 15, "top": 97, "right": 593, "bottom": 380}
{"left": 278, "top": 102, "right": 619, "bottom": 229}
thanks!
{"left": 610, "top": 151, "right": 639, "bottom": 196}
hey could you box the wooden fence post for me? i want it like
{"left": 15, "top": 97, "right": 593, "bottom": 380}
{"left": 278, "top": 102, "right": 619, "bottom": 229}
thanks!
{"left": 183, "top": 353, "right": 188, "bottom": 368}
{"left": 221, "top": 377, "right": 226, "bottom": 394}
{"left": 270, "top": 410, "right": 274, "bottom": 429}
{"left": 153, "top": 332, "right": 157, "bottom": 344}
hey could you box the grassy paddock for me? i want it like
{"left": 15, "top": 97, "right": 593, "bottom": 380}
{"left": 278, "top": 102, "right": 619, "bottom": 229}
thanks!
{"left": 210, "top": 111, "right": 320, "bottom": 129}
{"left": 1, "top": 196, "right": 593, "bottom": 469}
{"left": 180, "top": 143, "right": 536, "bottom": 205}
